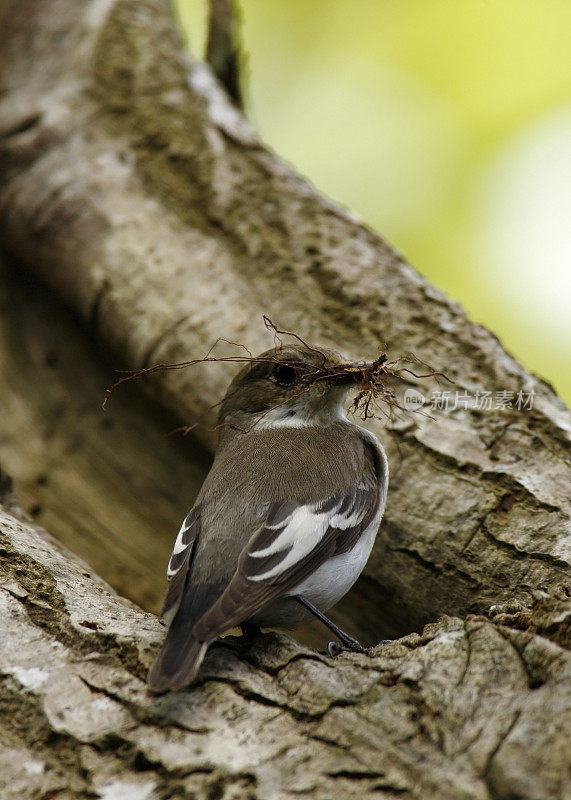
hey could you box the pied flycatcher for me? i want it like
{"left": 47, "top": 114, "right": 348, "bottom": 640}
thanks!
{"left": 148, "top": 343, "right": 389, "bottom": 692}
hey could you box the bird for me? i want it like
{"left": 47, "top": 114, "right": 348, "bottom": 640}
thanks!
{"left": 147, "top": 342, "right": 389, "bottom": 693}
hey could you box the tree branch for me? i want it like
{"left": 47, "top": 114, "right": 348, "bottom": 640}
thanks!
{"left": 0, "top": 1, "right": 569, "bottom": 795}
{"left": 1, "top": 505, "right": 568, "bottom": 799}
{"left": 206, "top": 0, "right": 244, "bottom": 108}
{"left": 0, "top": 0, "right": 568, "bottom": 639}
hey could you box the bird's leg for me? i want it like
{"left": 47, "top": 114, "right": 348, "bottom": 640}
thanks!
{"left": 295, "top": 595, "right": 371, "bottom": 655}
{"left": 240, "top": 622, "right": 262, "bottom": 640}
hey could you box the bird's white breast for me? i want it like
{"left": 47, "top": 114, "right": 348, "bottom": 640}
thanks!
{"left": 287, "top": 511, "right": 381, "bottom": 610}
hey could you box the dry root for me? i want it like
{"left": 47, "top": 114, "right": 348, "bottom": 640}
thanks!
{"left": 103, "top": 316, "right": 452, "bottom": 432}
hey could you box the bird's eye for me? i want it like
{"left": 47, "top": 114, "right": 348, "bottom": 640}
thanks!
{"left": 272, "top": 363, "right": 299, "bottom": 386}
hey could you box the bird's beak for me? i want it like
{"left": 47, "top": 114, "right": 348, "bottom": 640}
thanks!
{"left": 330, "top": 361, "right": 373, "bottom": 386}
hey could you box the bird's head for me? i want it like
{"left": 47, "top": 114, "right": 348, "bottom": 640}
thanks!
{"left": 217, "top": 344, "right": 369, "bottom": 438}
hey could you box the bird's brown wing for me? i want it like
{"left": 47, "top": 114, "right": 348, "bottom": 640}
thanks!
{"left": 192, "top": 439, "right": 382, "bottom": 641}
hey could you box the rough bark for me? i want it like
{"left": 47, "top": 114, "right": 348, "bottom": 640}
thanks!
{"left": 0, "top": 0, "right": 569, "bottom": 797}
{"left": 1, "top": 503, "right": 570, "bottom": 800}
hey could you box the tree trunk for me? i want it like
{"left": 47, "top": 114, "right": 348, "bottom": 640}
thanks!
{"left": 0, "top": 1, "right": 569, "bottom": 798}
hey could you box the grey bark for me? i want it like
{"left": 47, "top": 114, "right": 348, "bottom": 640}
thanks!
{"left": 0, "top": 0, "right": 569, "bottom": 797}
{"left": 1, "top": 503, "right": 570, "bottom": 800}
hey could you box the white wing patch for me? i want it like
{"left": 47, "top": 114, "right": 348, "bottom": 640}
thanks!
{"left": 167, "top": 515, "right": 195, "bottom": 578}
{"left": 247, "top": 490, "right": 371, "bottom": 582}
{"left": 248, "top": 506, "right": 330, "bottom": 579}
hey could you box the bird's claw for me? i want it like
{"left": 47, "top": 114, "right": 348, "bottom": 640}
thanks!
{"left": 240, "top": 623, "right": 262, "bottom": 641}
{"left": 327, "top": 638, "right": 392, "bottom": 657}
{"left": 327, "top": 639, "right": 367, "bottom": 657}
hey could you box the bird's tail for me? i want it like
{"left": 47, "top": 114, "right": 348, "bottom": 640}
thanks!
{"left": 147, "top": 622, "right": 209, "bottom": 693}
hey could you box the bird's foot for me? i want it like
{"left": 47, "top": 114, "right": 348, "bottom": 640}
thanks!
{"left": 327, "top": 638, "right": 392, "bottom": 657}
{"left": 240, "top": 622, "right": 262, "bottom": 641}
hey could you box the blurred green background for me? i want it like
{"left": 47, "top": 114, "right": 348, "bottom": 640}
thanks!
{"left": 174, "top": 0, "right": 571, "bottom": 403}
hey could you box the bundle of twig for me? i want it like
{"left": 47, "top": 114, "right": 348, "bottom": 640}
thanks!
{"left": 103, "top": 316, "right": 451, "bottom": 432}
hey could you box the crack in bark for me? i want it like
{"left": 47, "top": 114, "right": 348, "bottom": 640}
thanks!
{"left": 388, "top": 543, "right": 480, "bottom": 586}
{"left": 0, "top": 113, "right": 43, "bottom": 140}
{"left": 409, "top": 433, "right": 566, "bottom": 516}
{"left": 89, "top": 277, "right": 111, "bottom": 331}
{"left": 482, "top": 709, "right": 522, "bottom": 796}
{"left": 212, "top": 676, "right": 358, "bottom": 723}
{"left": 493, "top": 626, "right": 557, "bottom": 690}
{"left": 455, "top": 619, "right": 473, "bottom": 688}
{"left": 480, "top": 522, "right": 570, "bottom": 573}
